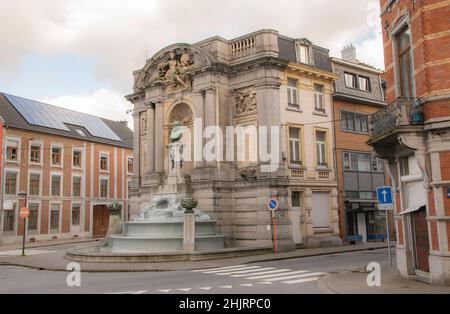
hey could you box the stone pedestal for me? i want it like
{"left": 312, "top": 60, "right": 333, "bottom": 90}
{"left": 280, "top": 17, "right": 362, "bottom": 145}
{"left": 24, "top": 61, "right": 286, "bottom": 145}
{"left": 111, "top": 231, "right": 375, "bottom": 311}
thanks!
{"left": 183, "top": 214, "right": 196, "bottom": 253}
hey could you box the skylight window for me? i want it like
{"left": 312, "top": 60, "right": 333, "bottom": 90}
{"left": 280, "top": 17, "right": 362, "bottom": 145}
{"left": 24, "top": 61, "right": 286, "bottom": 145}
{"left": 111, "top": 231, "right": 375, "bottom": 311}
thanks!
{"left": 76, "top": 129, "right": 86, "bottom": 137}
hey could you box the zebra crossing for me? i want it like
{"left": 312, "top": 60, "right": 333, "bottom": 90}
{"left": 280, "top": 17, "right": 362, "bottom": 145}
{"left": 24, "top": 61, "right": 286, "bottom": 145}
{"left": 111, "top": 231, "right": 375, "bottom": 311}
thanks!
{"left": 192, "top": 264, "right": 325, "bottom": 285}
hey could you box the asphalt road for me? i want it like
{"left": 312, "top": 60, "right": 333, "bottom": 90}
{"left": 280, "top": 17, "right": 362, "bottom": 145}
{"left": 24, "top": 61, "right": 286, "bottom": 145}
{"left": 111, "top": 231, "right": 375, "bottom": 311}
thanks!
{"left": 0, "top": 249, "right": 389, "bottom": 294}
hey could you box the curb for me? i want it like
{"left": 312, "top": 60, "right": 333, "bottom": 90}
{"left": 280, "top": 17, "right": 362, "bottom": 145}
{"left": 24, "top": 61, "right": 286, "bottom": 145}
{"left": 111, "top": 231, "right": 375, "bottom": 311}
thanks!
{"left": 0, "top": 245, "right": 388, "bottom": 273}
{"left": 0, "top": 239, "right": 101, "bottom": 252}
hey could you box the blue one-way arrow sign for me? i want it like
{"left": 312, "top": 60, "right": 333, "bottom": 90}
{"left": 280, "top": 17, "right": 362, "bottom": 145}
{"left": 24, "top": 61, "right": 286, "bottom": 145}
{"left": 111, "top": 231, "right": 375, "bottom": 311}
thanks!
{"left": 377, "top": 187, "right": 394, "bottom": 211}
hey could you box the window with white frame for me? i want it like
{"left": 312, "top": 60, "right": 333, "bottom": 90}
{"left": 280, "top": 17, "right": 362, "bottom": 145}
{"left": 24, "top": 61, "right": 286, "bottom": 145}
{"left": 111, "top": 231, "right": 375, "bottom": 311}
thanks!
{"left": 29, "top": 173, "right": 40, "bottom": 196}
{"left": 72, "top": 176, "right": 82, "bottom": 197}
{"left": 51, "top": 175, "right": 62, "bottom": 197}
{"left": 358, "top": 76, "right": 371, "bottom": 92}
{"left": 344, "top": 72, "right": 357, "bottom": 88}
{"left": 73, "top": 149, "right": 82, "bottom": 168}
{"left": 6, "top": 140, "right": 19, "bottom": 162}
{"left": 28, "top": 203, "right": 39, "bottom": 231}
{"left": 316, "top": 131, "right": 328, "bottom": 168}
{"left": 51, "top": 146, "right": 62, "bottom": 166}
{"left": 5, "top": 171, "right": 17, "bottom": 195}
{"left": 297, "top": 44, "right": 310, "bottom": 64}
{"left": 100, "top": 178, "right": 109, "bottom": 198}
{"left": 314, "top": 84, "right": 325, "bottom": 112}
{"left": 29, "top": 143, "right": 41, "bottom": 163}
{"left": 287, "top": 78, "right": 299, "bottom": 107}
{"left": 289, "top": 127, "right": 302, "bottom": 166}
{"left": 100, "top": 154, "right": 109, "bottom": 171}
{"left": 50, "top": 204, "right": 60, "bottom": 233}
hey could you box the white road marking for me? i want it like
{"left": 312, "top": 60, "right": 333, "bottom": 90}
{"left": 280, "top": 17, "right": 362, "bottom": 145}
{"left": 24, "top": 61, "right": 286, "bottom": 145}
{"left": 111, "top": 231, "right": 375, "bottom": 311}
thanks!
{"left": 157, "top": 289, "right": 172, "bottom": 293}
{"left": 258, "top": 282, "right": 273, "bottom": 285}
{"left": 282, "top": 277, "right": 321, "bottom": 284}
{"left": 202, "top": 266, "right": 261, "bottom": 274}
{"left": 217, "top": 267, "right": 274, "bottom": 276}
{"left": 191, "top": 265, "right": 246, "bottom": 272}
{"left": 263, "top": 272, "right": 325, "bottom": 282}
{"left": 239, "top": 284, "right": 254, "bottom": 287}
{"left": 108, "top": 290, "right": 147, "bottom": 294}
{"left": 231, "top": 269, "right": 291, "bottom": 278}
{"left": 198, "top": 287, "right": 212, "bottom": 291}
{"left": 245, "top": 270, "right": 309, "bottom": 280}
{"left": 178, "top": 288, "right": 192, "bottom": 292}
{"left": 219, "top": 285, "right": 233, "bottom": 289}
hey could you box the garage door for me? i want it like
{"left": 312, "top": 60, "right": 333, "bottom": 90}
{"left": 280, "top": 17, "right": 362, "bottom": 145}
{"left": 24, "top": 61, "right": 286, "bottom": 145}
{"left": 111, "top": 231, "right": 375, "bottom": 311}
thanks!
{"left": 312, "top": 192, "right": 330, "bottom": 229}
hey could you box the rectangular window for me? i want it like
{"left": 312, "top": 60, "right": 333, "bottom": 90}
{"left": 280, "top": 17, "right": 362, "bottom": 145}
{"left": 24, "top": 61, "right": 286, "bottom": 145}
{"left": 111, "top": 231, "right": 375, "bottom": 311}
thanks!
{"left": 127, "top": 157, "right": 134, "bottom": 174}
{"left": 316, "top": 131, "right": 328, "bottom": 168}
{"left": 51, "top": 175, "right": 61, "bottom": 197}
{"left": 50, "top": 204, "right": 60, "bottom": 232}
{"left": 357, "top": 153, "right": 371, "bottom": 172}
{"left": 371, "top": 156, "right": 385, "bottom": 173}
{"left": 399, "top": 158, "right": 409, "bottom": 176}
{"left": 287, "top": 78, "right": 299, "bottom": 107}
{"left": 29, "top": 144, "right": 41, "bottom": 163}
{"left": 397, "top": 26, "right": 413, "bottom": 98}
{"left": 51, "top": 147, "right": 62, "bottom": 166}
{"left": 5, "top": 172, "right": 17, "bottom": 195}
{"left": 341, "top": 111, "right": 369, "bottom": 133}
{"left": 314, "top": 84, "right": 325, "bottom": 112}
{"left": 100, "top": 179, "right": 108, "bottom": 198}
{"left": 292, "top": 192, "right": 301, "bottom": 208}
{"left": 289, "top": 128, "right": 302, "bottom": 166}
{"left": 3, "top": 204, "right": 16, "bottom": 232}
{"left": 72, "top": 205, "right": 81, "bottom": 226}
{"left": 72, "top": 176, "right": 82, "bottom": 197}
{"left": 358, "top": 76, "right": 371, "bottom": 92}
{"left": 6, "top": 141, "right": 18, "bottom": 161}
{"left": 29, "top": 174, "right": 40, "bottom": 196}
{"left": 100, "top": 155, "right": 108, "bottom": 171}
{"left": 73, "top": 150, "right": 82, "bottom": 168}
{"left": 344, "top": 73, "right": 357, "bottom": 88}
{"left": 28, "top": 204, "right": 38, "bottom": 231}
{"left": 343, "top": 152, "right": 358, "bottom": 171}
{"left": 298, "top": 44, "right": 309, "bottom": 64}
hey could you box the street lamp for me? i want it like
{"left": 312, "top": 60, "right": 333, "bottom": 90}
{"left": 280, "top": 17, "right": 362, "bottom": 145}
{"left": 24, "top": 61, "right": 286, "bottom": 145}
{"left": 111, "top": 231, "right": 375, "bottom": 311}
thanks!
{"left": 18, "top": 191, "right": 28, "bottom": 256}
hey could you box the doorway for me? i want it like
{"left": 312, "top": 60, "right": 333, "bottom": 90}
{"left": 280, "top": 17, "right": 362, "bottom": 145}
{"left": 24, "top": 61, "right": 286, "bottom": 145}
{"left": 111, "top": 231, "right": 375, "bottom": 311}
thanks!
{"left": 412, "top": 207, "right": 430, "bottom": 272}
{"left": 290, "top": 192, "right": 302, "bottom": 245}
{"left": 93, "top": 205, "right": 109, "bottom": 238}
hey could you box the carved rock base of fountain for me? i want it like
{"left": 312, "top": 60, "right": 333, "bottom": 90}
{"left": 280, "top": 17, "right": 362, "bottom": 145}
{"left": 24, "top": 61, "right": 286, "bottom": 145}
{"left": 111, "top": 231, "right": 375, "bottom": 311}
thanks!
{"left": 106, "top": 194, "right": 225, "bottom": 253}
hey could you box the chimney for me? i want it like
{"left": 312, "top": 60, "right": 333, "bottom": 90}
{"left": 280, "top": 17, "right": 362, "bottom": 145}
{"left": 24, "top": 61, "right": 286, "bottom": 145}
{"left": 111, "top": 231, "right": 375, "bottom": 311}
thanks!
{"left": 342, "top": 44, "right": 357, "bottom": 62}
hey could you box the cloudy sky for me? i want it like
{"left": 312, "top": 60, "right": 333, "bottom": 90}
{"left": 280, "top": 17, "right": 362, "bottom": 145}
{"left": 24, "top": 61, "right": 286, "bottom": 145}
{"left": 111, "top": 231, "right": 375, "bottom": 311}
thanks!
{"left": 0, "top": 0, "right": 384, "bottom": 126}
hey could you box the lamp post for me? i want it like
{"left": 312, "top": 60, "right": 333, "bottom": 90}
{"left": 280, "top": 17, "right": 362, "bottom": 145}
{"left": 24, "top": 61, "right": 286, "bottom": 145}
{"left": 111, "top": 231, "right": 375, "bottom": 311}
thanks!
{"left": 18, "top": 191, "right": 28, "bottom": 256}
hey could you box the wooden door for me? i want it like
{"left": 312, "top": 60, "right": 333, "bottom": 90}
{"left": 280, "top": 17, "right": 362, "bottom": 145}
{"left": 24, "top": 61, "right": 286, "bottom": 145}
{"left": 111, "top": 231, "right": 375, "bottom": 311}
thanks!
{"left": 412, "top": 208, "right": 430, "bottom": 272}
{"left": 93, "top": 205, "right": 109, "bottom": 238}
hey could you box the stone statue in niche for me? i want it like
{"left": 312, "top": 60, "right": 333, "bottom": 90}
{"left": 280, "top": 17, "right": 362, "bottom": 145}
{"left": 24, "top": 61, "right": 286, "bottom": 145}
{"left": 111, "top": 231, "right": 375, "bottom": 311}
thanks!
{"left": 235, "top": 88, "right": 257, "bottom": 114}
{"left": 157, "top": 49, "right": 194, "bottom": 90}
{"left": 169, "top": 121, "right": 184, "bottom": 170}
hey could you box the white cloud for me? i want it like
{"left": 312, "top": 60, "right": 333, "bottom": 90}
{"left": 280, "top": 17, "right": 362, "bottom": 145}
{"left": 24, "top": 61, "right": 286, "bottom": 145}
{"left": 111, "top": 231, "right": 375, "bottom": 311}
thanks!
{"left": 39, "top": 89, "right": 134, "bottom": 128}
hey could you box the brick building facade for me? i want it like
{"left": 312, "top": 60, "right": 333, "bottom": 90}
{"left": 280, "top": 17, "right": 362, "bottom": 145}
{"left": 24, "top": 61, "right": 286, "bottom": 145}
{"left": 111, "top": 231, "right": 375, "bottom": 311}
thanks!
{"left": 368, "top": 0, "right": 450, "bottom": 285}
{"left": 0, "top": 93, "right": 133, "bottom": 244}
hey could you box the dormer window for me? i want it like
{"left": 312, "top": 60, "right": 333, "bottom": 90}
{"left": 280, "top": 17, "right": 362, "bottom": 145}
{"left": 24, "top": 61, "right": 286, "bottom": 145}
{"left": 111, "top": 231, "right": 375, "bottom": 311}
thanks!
{"left": 295, "top": 40, "right": 312, "bottom": 65}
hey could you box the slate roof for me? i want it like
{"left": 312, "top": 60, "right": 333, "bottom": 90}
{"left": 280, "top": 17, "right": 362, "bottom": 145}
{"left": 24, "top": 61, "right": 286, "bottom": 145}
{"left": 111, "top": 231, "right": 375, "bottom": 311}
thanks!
{"left": 0, "top": 93, "right": 133, "bottom": 149}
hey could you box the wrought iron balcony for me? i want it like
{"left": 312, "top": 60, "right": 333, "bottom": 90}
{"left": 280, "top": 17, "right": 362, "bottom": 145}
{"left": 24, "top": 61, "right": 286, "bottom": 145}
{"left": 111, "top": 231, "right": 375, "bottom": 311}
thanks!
{"left": 369, "top": 97, "right": 424, "bottom": 140}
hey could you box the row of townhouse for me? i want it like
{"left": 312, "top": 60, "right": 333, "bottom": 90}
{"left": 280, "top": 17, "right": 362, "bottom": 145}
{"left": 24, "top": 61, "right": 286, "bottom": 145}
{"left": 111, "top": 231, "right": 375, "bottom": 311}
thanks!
{"left": 0, "top": 93, "right": 133, "bottom": 244}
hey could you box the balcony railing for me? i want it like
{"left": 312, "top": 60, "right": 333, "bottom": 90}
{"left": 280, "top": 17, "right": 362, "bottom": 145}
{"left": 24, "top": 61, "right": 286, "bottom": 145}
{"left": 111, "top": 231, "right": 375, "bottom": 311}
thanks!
{"left": 369, "top": 97, "right": 424, "bottom": 140}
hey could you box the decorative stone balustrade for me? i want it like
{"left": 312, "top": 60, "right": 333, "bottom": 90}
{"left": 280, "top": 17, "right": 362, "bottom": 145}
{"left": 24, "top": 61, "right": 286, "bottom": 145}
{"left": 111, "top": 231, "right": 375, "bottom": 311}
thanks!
{"left": 230, "top": 36, "right": 256, "bottom": 55}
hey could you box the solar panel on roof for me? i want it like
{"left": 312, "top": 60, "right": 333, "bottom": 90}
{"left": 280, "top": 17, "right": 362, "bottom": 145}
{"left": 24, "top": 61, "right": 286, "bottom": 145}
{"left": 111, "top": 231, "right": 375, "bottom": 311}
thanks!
{"left": 4, "top": 93, "right": 122, "bottom": 142}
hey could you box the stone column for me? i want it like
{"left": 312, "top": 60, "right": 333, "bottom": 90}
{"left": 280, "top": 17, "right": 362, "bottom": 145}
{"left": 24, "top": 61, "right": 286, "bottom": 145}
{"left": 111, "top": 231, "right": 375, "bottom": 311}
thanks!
{"left": 146, "top": 103, "right": 155, "bottom": 173}
{"left": 154, "top": 102, "right": 164, "bottom": 173}
{"left": 132, "top": 112, "right": 141, "bottom": 180}
{"left": 193, "top": 91, "right": 205, "bottom": 168}
{"left": 183, "top": 214, "right": 196, "bottom": 253}
{"left": 204, "top": 88, "right": 216, "bottom": 167}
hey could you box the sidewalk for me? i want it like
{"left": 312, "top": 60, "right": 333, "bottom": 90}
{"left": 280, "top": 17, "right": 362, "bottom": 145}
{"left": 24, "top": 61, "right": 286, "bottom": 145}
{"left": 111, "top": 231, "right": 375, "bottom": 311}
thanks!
{"left": 0, "top": 242, "right": 388, "bottom": 272}
{"left": 0, "top": 238, "right": 100, "bottom": 252}
{"left": 317, "top": 262, "right": 450, "bottom": 294}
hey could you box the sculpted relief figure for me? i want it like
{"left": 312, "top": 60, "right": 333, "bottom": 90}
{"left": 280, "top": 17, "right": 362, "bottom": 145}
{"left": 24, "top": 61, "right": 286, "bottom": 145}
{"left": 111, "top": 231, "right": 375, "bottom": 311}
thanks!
{"left": 157, "top": 49, "right": 194, "bottom": 90}
{"left": 236, "top": 88, "right": 257, "bottom": 114}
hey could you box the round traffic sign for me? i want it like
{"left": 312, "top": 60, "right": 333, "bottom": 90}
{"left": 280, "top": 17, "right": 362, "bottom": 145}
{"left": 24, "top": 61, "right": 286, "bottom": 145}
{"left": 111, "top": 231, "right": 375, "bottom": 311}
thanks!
{"left": 19, "top": 207, "right": 29, "bottom": 219}
{"left": 267, "top": 199, "right": 279, "bottom": 211}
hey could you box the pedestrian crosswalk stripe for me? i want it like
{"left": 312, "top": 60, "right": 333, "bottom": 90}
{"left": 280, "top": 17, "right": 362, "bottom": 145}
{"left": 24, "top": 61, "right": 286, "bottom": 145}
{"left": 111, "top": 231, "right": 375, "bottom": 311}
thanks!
{"left": 231, "top": 269, "right": 291, "bottom": 278}
{"left": 192, "top": 265, "right": 246, "bottom": 272}
{"left": 262, "top": 272, "right": 325, "bottom": 282}
{"left": 239, "top": 284, "right": 254, "bottom": 287}
{"left": 198, "top": 287, "right": 212, "bottom": 291}
{"left": 178, "top": 288, "right": 192, "bottom": 292}
{"left": 245, "top": 270, "right": 308, "bottom": 280}
{"left": 258, "top": 282, "right": 272, "bottom": 285}
{"left": 217, "top": 267, "right": 274, "bottom": 276}
{"left": 219, "top": 285, "right": 233, "bottom": 289}
{"left": 157, "top": 289, "right": 172, "bottom": 293}
{"left": 202, "top": 266, "right": 262, "bottom": 274}
{"left": 282, "top": 277, "right": 321, "bottom": 284}
{"left": 108, "top": 290, "right": 147, "bottom": 294}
